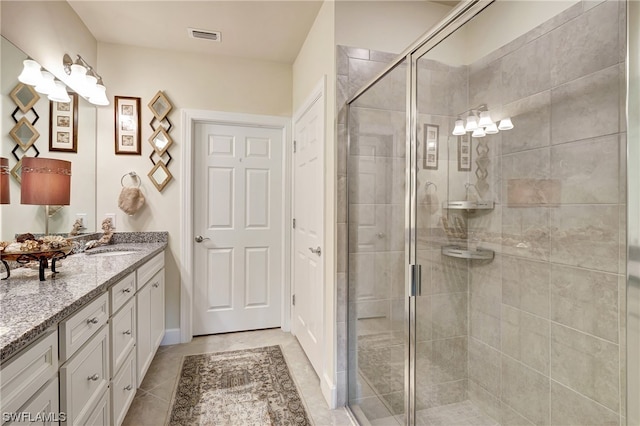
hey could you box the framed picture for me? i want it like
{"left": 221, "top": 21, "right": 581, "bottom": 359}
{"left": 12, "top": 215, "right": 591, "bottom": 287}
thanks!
{"left": 49, "top": 93, "right": 78, "bottom": 153}
{"left": 423, "top": 124, "right": 439, "bottom": 170}
{"left": 114, "top": 96, "right": 141, "bottom": 155}
{"left": 458, "top": 133, "right": 472, "bottom": 171}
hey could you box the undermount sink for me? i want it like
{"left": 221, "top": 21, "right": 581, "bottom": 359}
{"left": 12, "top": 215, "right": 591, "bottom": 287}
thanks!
{"left": 86, "top": 250, "right": 138, "bottom": 257}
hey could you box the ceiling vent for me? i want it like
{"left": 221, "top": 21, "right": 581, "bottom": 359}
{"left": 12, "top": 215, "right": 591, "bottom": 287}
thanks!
{"left": 188, "top": 28, "right": 221, "bottom": 42}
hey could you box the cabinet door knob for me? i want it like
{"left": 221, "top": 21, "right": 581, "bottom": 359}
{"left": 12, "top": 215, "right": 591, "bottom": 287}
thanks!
{"left": 123, "top": 288, "right": 131, "bottom": 293}
{"left": 87, "top": 317, "right": 99, "bottom": 324}
{"left": 123, "top": 330, "right": 132, "bottom": 335}
{"left": 124, "top": 385, "right": 133, "bottom": 391}
{"left": 152, "top": 283, "right": 159, "bottom": 288}
{"left": 87, "top": 374, "right": 99, "bottom": 381}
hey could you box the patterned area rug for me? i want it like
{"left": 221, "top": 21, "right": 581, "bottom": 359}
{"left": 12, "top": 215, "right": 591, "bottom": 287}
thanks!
{"left": 168, "top": 345, "right": 312, "bottom": 425}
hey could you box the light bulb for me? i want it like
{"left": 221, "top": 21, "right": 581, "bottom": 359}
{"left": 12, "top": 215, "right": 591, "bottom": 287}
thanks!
{"left": 484, "top": 123, "right": 499, "bottom": 134}
{"left": 69, "top": 62, "right": 87, "bottom": 90}
{"left": 89, "top": 82, "right": 109, "bottom": 106}
{"left": 34, "top": 71, "right": 55, "bottom": 95}
{"left": 85, "top": 72, "right": 98, "bottom": 98}
{"left": 48, "top": 80, "right": 71, "bottom": 103}
{"left": 452, "top": 119, "right": 466, "bottom": 136}
{"left": 465, "top": 116, "right": 478, "bottom": 132}
{"left": 498, "top": 117, "right": 514, "bottom": 130}
{"left": 478, "top": 110, "right": 493, "bottom": 127}
{"left": 472, "top": 127, "right": 486, "bottom": 138}
{"left": 18, "top": 59, "right": 43, "bottom": 86}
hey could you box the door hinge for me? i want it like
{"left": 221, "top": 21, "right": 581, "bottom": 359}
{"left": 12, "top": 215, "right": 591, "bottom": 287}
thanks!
{"left": 292, "top": 294, "right": 296, "bottom": 306}
{"left": 293, "top": 140, "right": 297, "bottom": 153}
{"left": 293, "top": 218, "right": 296, "bottom": 229}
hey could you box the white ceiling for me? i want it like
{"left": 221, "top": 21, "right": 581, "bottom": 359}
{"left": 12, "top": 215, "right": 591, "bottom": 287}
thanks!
{"left": 68, "top": 1, "right": 324, "bottom": 64}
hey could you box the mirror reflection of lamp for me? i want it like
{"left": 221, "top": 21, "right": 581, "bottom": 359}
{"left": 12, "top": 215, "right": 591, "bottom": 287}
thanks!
{"left": 0, "top": 158, "right": 9, "bottom": 204}
{"left": 20, "top": 157, "right": 71, "bottom": 235}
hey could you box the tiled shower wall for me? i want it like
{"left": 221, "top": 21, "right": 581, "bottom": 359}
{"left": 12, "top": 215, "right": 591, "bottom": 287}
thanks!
{"left": 465, "top": 1, "right": 626, "bottom": 425}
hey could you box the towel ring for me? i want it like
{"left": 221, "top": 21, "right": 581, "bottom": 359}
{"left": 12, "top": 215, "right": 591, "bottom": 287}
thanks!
{"left": 121, "top": 172, "right": 141, "bottom": 188}
{"left": 425, "top": 182, "right": 437, "bottom": 192}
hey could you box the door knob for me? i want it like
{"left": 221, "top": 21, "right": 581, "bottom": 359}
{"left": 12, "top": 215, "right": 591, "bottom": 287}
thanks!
{"left": 308, "top": 246, "right": 321, "bottom": 256}
{"left": 195, "top": 235, "right": 210, "bottom": 243}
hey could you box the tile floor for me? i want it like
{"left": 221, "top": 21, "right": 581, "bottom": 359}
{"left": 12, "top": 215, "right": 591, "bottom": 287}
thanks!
{"left": 122, "top": 328, "right": 354, "bottom": 425}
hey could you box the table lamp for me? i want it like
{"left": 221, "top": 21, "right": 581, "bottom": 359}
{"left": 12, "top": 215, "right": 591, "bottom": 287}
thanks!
{"left": 20, "top": 157, "right": 71, "bottom": 235}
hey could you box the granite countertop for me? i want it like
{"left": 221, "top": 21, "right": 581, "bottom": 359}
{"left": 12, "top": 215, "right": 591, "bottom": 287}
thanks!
{"left": 0, "top": 232, "right": 168, "bottom": 363}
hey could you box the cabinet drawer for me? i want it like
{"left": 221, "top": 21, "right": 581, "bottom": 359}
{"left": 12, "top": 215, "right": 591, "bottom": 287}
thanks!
{"left": 110, "top": 297, "right": 136, "bottom": 377}
{"left": 59, "top": 293, "right": 109, "bottom": 362}
{"left": 0, "top": 330, "right": 58, "bottom": 415}
{"left": 136, "top": 252, "right": 164, "bottom": 291}
{"left": 111, "top": 349, "right": 136, "bottom": 426}
{"left": 60, "top": 325, "right": 109, "bottom": 426}
{"left": 81, "top": 389, "right": 109, "bottom": 426}
{"left": 5, "top": 378, "right": 60, "bottom": 425}
{"left": 110, "top": 272, "right": 135, "bottom": 315}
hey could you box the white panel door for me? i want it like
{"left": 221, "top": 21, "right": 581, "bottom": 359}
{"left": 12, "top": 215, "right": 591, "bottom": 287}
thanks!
{"left": 292, "top": 92, "right": 324, "bottom": 377}
{"left": 193, "top": 123, "right": 283, "bottom": 335}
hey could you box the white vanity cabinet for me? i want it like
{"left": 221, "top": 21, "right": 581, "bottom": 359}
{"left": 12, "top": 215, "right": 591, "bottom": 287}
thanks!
{"left": 0, "top": 331, "right": 59, "bottom": 424}
{"left": 135, "top": 252, "right": 165, "bottom": 386}
{"left": 0, "top": 248, "right": 165, "bottom": 426}
{"left": 108, "top": 272, "right": 137, "bottom": 426}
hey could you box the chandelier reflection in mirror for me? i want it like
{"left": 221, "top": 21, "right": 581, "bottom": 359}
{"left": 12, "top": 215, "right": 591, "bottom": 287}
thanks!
{"left": 452, "top": 104, "right": 513, "bottom": 138}
{"left": 17, "top": 54, "right": 109, "bottom": 106}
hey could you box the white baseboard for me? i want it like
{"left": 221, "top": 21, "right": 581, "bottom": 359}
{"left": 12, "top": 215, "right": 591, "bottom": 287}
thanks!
{"left": 160, "top": 328, "right": 181, "bottom": 346}
{"left": 321, "top": 372, "right": 337, "bottom": 409}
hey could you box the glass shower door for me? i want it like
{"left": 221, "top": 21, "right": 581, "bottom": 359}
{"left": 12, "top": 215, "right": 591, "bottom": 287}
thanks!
{"left": 347, "top": 60, "right": 408, "bottom": 425}
{"left": 409, "top": 1, "right": 627, "bottom": 425}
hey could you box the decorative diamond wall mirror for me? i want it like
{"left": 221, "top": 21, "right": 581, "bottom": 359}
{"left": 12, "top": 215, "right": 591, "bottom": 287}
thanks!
{"left": 10, "top": 117, "right": 40, "bottom": 150}
{"left": 10, "top": 83, "right": 40, "bottom": 113}
{"left": 148, "top": 161, "right": 172, "bottom": 192}
{"left": 149, "top": 127, "right": 173, "bottom": 156}
{"left": 148, "top": 91, "right": 172, "bottom": 121}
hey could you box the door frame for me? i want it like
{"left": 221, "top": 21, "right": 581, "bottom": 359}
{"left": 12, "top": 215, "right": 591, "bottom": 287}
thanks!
{"left": 180, "top": 109, "right": 292, "bottom": 343}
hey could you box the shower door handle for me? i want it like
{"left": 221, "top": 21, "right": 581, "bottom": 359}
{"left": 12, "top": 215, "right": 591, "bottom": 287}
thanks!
{"left": 410, "top": 264, "right": 422, "bottom": 297}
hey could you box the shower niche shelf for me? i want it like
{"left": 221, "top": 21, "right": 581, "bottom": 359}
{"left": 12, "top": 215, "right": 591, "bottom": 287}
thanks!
{"left": 444, "top": 200, "right": 494, "bottom": 210}
{"left": 442, "top": 245, "right": 495, "bottom": 260}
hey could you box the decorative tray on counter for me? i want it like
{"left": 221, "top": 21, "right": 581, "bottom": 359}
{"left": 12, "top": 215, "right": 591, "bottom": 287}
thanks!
{"left": 441, "top": 245, "right": 495, "bottom": 260}
{"left": 1, "top": 245, "right": 73, "bottom": 281}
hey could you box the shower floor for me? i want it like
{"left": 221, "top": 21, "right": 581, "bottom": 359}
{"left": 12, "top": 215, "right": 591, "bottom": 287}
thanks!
{"left": 354, "top": 325, "right": 499, "bottom": 425}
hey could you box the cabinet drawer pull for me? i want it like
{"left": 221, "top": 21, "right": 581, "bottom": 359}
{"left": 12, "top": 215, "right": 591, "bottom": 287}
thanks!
{"left": 123, "top": 330, "right": 131, "bottom": 335}
{"left": 152, "top": 282, "right": 159, "bottom": 288}
{"left": 87, "top": 317, "right": 99, "bottom": 324}
{"left": 122, "top": 288, "right": 132, "bottom": 293}
{"left": 124, "top": 385, "right": 133, "bottom": 391}
{"left": 88, "top": 374, "right": 99, "bottom": 381}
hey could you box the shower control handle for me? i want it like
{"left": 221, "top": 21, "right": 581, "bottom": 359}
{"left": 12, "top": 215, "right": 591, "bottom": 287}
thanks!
{"left": 308, "top": 246, "right": 322, "bottom": 256}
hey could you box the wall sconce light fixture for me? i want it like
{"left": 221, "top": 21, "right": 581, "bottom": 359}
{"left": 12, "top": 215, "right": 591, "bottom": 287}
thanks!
{"left": 0, "top": 157, "right": 9, "bottom": 204}
{"left": 20, "top": 157, "right": 72, "bottom": 235}
{"left": 453, "top": 104, "right": 514, "bottom": 138}
{"left": 63, "top": 54, "right": 109, "bottom": 106}
{"left": 18, "top": 58, "right": 70, "bottom": 103}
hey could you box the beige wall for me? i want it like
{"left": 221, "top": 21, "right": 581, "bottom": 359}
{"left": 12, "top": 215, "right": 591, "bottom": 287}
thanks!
{"left": 292, "top": 0, "right": 338, "bottom": 406}
{"left": 96, "top": 42, "right": 292, "bottom": 332}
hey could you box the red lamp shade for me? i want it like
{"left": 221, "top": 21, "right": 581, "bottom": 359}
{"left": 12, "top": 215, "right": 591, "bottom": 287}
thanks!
{"left": 20, "top": 157, "right": 71, "bottom": 206}
{"left": 0, "top": 157, "right": 9, "bottom": 204}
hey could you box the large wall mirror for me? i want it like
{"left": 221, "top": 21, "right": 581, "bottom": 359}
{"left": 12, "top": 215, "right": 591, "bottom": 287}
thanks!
{"left": 1, "top": 36, "right": 97, "bottom": 240}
